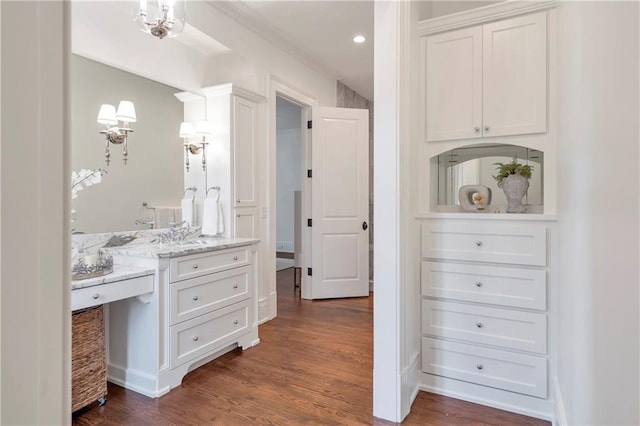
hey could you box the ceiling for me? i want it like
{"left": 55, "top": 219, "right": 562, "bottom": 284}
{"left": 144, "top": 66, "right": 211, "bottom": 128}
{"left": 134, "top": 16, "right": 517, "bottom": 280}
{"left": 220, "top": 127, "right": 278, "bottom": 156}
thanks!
{"left": 213, "top": 1, "right": 374, "bottom": 101}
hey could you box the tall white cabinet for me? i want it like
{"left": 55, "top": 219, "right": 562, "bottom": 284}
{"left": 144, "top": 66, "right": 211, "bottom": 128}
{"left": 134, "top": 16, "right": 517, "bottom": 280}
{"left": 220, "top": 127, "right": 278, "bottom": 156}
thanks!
{"left": 423, "top": 11, "right": 548, "bottom": 142}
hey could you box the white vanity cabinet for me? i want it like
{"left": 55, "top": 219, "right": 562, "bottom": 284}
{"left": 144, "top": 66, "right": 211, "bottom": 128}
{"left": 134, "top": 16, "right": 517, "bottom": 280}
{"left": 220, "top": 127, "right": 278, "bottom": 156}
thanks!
{"left": 423, "top": 11, "right": 548, "bottom": 142}
{"left": 419, "top": 217, "right": 556, "bottom": 418}
{"left": 107, "top": 241, "right": 259, "bottom": 398}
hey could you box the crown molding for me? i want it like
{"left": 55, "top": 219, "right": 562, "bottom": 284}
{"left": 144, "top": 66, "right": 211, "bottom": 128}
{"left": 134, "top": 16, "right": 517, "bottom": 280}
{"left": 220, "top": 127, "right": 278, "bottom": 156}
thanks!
{"left": 418, "top": 0, "right": 557, "bottom": 36}
{"left": 174, "top": 92, "right": 205, "bottom": 103}
{"left": 205, "top": 1, "right": 340, "bottom": 82}
{"left": 201, "top": 83, "right": 266, "bottom": 103}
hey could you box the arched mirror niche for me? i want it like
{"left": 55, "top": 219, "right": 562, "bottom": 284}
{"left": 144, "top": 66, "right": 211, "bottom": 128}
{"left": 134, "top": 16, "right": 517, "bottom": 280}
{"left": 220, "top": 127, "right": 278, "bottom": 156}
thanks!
{"left": 432, "top": 144, "right": 544, "bottom": 213}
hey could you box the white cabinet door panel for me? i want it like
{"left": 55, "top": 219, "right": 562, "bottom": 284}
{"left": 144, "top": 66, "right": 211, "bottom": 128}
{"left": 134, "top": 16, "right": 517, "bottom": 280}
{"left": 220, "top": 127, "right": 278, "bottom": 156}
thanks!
{"left": 483, "top": 12, "right": 547, "bottom": 137}
{"left": 426, "top": 26, "right": 482, "bottom": 142}
{"left": 233, "top": 207, "right": 258, "bottom": 239}
{"left": 232, "top": 96, "right": 258, "bottom": 206}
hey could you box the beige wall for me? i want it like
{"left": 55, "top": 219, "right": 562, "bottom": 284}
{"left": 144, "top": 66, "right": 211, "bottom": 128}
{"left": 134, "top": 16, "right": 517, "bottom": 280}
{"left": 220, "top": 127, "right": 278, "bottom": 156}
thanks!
{"left": 71, "top": 55, "right": 183, "bottom": 233}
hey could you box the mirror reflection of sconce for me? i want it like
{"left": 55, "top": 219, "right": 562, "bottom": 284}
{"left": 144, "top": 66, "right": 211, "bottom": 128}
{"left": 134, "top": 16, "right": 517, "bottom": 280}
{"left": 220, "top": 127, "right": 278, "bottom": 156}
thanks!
{"left": 97, "top": 101, "right": 136, "bottom": 166}
{"left": 180, "top": 121, "right": 211, "bottom": 172}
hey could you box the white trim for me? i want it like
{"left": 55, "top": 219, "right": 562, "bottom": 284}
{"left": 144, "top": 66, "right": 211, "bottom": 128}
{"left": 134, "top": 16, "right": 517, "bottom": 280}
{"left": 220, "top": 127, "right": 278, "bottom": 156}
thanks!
{"left": 401, "top": 352, "right": 421, "bottom": 417}
{"left": 201, "top": 83, "right": 266, "bottom": 103}
{"left": 418, "top": 0, "right": 556, "bottom": 36}
{"left": 174, "top": 91, "right": 205, "bottom": 103}
{"left": 553, "top": 377, "right": 567, "bottom": 426}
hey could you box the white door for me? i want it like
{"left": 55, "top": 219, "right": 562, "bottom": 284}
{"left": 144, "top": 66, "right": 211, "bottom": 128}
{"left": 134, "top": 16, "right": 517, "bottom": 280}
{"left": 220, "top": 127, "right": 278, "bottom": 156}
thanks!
{"left": 482, "top": 11, "right": 547, "bottom": 137}
{"left": 425, "top": 26, "right": 482, "bottom": 142}
{"left": 310, "top": 107, "right": 369, "bottom": 299}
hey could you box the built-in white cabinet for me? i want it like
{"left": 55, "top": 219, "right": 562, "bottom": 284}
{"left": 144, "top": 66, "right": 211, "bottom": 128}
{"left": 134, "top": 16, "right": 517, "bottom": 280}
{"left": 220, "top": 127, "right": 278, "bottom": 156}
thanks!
{"left": 424, "top": 11, "right": 548, "bottom": 142}
{"left": 232, "top": 96, "right": 259, "bottom": 208}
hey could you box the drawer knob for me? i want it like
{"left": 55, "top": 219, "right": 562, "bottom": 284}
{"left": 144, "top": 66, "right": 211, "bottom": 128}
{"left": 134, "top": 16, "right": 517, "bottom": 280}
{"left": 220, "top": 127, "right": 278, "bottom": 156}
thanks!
{"left": 233, "top": 256, "right": 238, "bottom": 261}
{"left": 92, "top": 293, "right": 99, "bottom": 300}
{"left": 193, "top": 336, "right": 199, "bottom": 342}
{"left": 192, "top": 264, "right": 199, "bottom": 269}
{"left": 236, "top": 199, "right": 240, "bottom": 203}
{"left": 233, "top": 320, "right": 239, "bottom": 325}
{"left": 474, "top": 126, "right": 480, "bottom": 133}
{"left": 233, "top": 284, "right": 239, "bottom": 289}
{"left": 475, "top": 281, "right": 482, "bottom": 287}
{"left": 475, "top": 241, "right": 483, "bottom": 247}
{"left": 484, "top": 125, "right": 490, "bottom": 132}
{"left": 193, "top": 295, "right": 199, "bottom": 301}
{"left": 236, "top": 214, "right": 241, "bottom": 218}
{"left": 476, "top": 364, "right": 484, "bottom": 370}
{"left": 476, "top": 322, "right": 484, "bottom": 328}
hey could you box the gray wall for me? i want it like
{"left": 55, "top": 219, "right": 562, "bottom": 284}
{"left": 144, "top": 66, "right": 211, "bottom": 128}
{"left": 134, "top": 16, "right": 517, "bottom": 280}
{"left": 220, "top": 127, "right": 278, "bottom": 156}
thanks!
{"left": 71, "top": 55, "right": 183, "bottom": 233}
{"left": 276, "top": 97, "right": 302, "bottom": 252}
{"left": 337, "top": 81, "right": 374, "bottom": 281}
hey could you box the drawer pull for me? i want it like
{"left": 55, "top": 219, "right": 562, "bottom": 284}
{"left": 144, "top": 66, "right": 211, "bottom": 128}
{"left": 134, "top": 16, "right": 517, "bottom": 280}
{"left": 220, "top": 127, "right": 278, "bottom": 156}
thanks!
{"left": 475, "top": 241, "right": 483, "bottom": 247}
{"left": 193, "top": 336, "right": 199, "bottom": 342}
{"left": 475, "top": 281, "right": 483, "bottom": 287}
{"left": 476, "top": 363, "right": 484, "bottom": 370}
{"left": 233, "top": 320, "right": 239, "bottom": 325}
{"left": 476, "top": 322, "right": 484, "bottom": 328}
{"left": 192, "top": 264, "right": 199, "bottom": 269}
{"left": 233, "top": 284, "right": 239, "bottom": 289}
{"left": 192, "top": 295, "right": 199, "bottom": 301}
{"left": 92, "top": 293, "right": 100, "bottom": 300}
{"left": 233, "top": 256, "right": 238, "bottom": 261}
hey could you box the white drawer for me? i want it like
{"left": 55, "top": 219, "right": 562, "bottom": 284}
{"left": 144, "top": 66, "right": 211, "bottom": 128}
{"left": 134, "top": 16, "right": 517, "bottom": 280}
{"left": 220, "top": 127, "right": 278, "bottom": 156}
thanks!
{"left": 170, "top": 299, "right": 250, "bottom": 368}
{"left": 170, "top": 266, "right": 250, "bottom": 325}
{"left": 71, "top": 274, "right": 154, "bottom": 311}
{"left": 421, "top": 337, "right": 548, "bottom": 398}
{"left": 170, "top": 247, "right": 250, "bottom": 282}
{"left": 421, "top": 221, "right": 546, "bottom": 266}
{"left": 422, "top": 299, "right": 547, "bottom": 354}
{"left": 422, "top": 261, "right": 546, "bottom": 310}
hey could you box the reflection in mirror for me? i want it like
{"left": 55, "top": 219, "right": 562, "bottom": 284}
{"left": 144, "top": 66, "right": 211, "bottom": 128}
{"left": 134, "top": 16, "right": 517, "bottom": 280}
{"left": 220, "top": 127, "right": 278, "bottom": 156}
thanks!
{"left": 71, "top": 54, "right": 185, "bottom": 233}
{"left": 436, "top": 144, "right": 544, "bottom": 209}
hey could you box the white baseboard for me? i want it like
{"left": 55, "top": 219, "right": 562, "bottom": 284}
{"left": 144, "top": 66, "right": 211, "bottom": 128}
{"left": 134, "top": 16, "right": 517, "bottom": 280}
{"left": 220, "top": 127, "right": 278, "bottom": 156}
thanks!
{"left": 258, "top": 297, "right": 270, "bottom": 324}
{"left": 276, "top": 241, "right": 294, "bottom": 253}
{"left": 401, "top": 352, "right": 421, "bottom": 420}
{"left": 107, "top": 363, "right": 169, "bottom": 398}
{"left": 553, "top": 377, "right": 567, "bottom": 426}
{"left": 369, "top": 279, "right": 374, "bottom": 292}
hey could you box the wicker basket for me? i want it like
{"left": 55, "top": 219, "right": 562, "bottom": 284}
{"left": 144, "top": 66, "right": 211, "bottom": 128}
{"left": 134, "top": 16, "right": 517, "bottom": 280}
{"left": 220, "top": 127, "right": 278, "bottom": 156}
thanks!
{"left": 72, "top": 305, "right": 107, "bottom": 412}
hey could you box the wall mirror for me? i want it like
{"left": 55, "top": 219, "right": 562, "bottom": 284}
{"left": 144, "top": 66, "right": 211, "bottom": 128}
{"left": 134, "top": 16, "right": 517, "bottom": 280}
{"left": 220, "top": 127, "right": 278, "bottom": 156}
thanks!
{"left": 435, "top": 144, "right": 544, "bottom": 209}
{"left": 71, "top": 54, "right": 185, "bottom": 234}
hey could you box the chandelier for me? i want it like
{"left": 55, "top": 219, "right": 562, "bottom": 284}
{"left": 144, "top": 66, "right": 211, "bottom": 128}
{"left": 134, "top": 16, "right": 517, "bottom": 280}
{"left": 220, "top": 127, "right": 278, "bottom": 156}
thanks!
{"left": 135, "top": 0, "right": 186, "bottom": 40}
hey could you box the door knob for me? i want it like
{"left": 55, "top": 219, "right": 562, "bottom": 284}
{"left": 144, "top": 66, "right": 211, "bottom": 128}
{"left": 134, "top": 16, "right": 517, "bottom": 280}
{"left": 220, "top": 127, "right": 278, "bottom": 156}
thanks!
{"left": 362, "top": 221, "right": 368, "bottom": 231}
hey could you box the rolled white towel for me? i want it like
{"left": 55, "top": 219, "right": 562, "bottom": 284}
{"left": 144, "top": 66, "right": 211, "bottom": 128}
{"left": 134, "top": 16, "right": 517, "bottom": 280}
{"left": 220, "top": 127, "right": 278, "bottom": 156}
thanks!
{"left": 201, "top": 198, "right": 219, "bottom": 236}
{"left": 181, "top": 197, "right": 195, "bottom": 226}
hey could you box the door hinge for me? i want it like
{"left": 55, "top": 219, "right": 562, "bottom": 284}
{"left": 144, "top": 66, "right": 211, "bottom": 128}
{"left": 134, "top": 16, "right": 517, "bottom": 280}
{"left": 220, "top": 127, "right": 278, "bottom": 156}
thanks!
{"left": 307, "top": 120, "right": 312, "bottom": 129}
{"left": 307, "top": 218, "right": 312, "bottom": 227}
{"left": 307, "top": 268, "right": 312, "bottom": 276}
{"left": 307, "top": 169, "right": 312, "bottom": 178}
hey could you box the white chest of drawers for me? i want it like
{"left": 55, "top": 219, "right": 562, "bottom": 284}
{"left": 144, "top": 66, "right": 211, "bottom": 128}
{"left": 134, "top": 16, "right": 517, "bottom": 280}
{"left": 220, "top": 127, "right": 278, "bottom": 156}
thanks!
{"left": 106, "top": 240, "right": 260, "bottom": 398}
{"left": 419, "top": 218, "right": 555, "bottom": 420}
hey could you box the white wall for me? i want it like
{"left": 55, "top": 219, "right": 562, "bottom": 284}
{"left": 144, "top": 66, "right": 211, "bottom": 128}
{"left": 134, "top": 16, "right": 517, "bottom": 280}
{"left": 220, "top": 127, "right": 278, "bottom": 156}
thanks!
{"left": 276, "top": 97, "right": 302, "bottom": 252}
{"left": 1, "top": 2, "right": 70, "bottom": 423}
{"left": 556, "top": 2, "right": 639, "bottom": 424}
{"left": 71, "top": 55, "right": 184, "bottom": 233}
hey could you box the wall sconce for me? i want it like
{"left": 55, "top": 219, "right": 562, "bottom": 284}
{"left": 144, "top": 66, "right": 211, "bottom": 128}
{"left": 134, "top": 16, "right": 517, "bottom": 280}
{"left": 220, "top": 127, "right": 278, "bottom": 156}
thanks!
{"left": 97, "top": 101, "right": 136, "bottom": 166}
{"left": 135, "top": 0, "right": 186, "bottom": 40}
{"left": 180, "top": 121, "right": 211, "bottom": 172}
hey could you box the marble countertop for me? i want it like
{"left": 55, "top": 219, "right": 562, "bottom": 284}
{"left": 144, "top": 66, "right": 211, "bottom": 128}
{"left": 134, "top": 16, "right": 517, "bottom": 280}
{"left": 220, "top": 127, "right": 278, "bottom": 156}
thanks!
{"left": 105, "top": 237, "right": 260, "bottom": 259}
{"left": 71, "top": 265, "right": 155, "bottom": 290}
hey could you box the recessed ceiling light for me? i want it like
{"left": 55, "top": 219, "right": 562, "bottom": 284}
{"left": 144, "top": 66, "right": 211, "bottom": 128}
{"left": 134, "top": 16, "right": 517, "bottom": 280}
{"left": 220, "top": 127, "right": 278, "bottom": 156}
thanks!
{"left": 353, "top": 35, "right": 366, "bottom": 44}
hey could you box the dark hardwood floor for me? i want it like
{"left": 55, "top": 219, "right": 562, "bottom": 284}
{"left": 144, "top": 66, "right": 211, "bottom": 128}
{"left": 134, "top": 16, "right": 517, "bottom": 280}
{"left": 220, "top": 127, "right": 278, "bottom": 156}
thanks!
{"left": 73, "top": 267, "right": 550, "bottom": 425}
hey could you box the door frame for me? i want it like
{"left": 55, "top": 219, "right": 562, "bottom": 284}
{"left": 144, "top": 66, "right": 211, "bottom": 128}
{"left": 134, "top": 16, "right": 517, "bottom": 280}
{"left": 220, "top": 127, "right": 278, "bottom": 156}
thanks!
{"left": 267, "top": 76, "right": 317, "bottom": 318}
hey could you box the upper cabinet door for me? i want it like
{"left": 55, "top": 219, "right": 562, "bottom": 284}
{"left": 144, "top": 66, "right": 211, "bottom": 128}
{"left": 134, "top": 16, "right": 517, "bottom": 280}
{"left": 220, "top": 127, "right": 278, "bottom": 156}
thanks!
{"left": 232, "top": 96, "right": 258, "bottom": 207}
{"left": 426, "top": 26, "right": 482, "bottom": 142}
{"left": 482, "top": 12, "right": 547, "bottom": 137}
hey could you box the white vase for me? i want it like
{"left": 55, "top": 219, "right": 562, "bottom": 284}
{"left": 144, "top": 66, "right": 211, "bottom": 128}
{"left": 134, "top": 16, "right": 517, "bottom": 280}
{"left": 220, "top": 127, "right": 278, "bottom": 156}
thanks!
{"left": 502, "top": 174, "right": 529, "bottom": 213}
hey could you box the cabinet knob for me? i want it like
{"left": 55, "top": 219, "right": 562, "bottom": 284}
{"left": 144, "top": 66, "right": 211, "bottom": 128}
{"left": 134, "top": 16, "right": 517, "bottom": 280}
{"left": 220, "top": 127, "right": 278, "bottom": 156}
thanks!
{"left": 476, "top": 322, "right": 484, "bottom": 328}
{"left": 474, "top": 126, "right": 480, "bottom": 133}
{"left": 475, "top": 241, "right": 483, "bottom": 247}
{"left": 192, "top": 264, "right": 199, "bottom": 269}
{"left": 233, "top": 284, "right": 239, "bottom": 289}
{"left": 193, "top": 336, "right": 199, "bottom": 342}
{"left": 92, "top": 293, "right": 100, "bottom": 300}
{"left": 476, "top": 364, "right": 484, "bottom": 370}
{"left": 193, "top": 295, "right": 199, "bottom": 301}
{"left": 233, "top": 256, "right": 238, "bottom": 261}
{"left": 484, "top": 125, "right": 490, "bottom": 132}
{"left": 233, "top": 320, "right": 239, "bottom": 325}
{"left": 475, "top": 281, "right": 483, "bottom": 287}
{"left": 236, "top": 199, "right": 240, "bottom": 203}
{"left": 236, "top": 214, "right": 241, "bottom": 218}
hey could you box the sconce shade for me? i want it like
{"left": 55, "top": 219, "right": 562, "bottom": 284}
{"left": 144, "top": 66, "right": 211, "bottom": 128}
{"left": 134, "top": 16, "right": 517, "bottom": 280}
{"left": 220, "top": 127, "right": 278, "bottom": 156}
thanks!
{"left": 116, "top": 101, "right": 137, "bottom": 123}
{"left": 97, "top": 104, "right": 118, "bottom": 126}
{"left": 179, "top": 122, "right": 195, "bottom": 138}
{"left": 195, "top": 121, "right": 213, "bottom": 136}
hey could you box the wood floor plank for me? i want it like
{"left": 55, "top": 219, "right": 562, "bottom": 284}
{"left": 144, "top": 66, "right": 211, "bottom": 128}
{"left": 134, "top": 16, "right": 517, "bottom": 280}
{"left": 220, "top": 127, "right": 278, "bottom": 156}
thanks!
{"left": 73, "top": 267, "right": 550, "bottom": 425}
